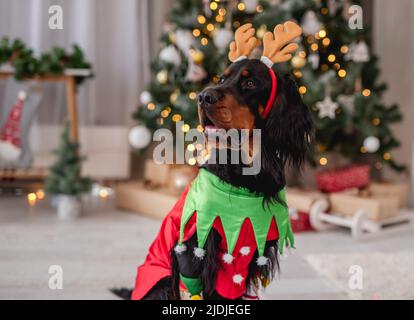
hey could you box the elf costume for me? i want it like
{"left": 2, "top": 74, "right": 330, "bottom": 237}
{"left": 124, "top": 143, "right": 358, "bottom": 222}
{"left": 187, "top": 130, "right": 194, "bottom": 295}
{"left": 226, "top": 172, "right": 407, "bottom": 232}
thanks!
{"left": 132, "top": 169, "right": 294, "bottom": 300}
{"left": 132, "top": 21, "right": 302, "bottom": 300}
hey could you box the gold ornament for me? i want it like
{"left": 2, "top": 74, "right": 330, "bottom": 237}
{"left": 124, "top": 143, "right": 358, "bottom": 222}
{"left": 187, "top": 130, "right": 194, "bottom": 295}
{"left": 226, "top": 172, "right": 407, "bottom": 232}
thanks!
{"left": 256, "top": 24, "right": 267, "bottom": 39}
{"left": 157, "top": 70, "right": 168, "bottom": 84}
{"left": 168, "top": 32, "right": 176, "bottom": 44}
{"left": 291, "top": 55, "right": 306, "bottom": 69}
{"left": 191, "top": 50, "right": 204, "bottom": 64}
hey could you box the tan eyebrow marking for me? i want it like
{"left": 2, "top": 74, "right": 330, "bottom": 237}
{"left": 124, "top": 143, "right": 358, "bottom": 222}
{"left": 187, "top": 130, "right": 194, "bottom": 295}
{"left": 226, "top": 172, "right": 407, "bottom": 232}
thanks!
{"left": 224, "top": 68, "right": 231, "bottom": 76}
{"left": 241, "top": 69, "right": 249, "bottom": 77}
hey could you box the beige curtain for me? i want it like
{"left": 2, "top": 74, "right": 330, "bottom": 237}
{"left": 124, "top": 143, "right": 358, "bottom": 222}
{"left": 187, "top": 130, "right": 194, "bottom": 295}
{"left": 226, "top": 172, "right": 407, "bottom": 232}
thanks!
{"left": 373, "top": 0, "right": 414, "bottom": 191}
{"left": 0, "top": 0, "right": 174, "bottom": 125}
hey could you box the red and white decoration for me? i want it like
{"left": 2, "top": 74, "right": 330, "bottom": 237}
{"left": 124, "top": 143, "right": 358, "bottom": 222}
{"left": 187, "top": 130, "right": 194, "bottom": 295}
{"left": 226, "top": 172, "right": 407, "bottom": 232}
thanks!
{"left": 0, "top": 90, "right": 26, "bottom": 164}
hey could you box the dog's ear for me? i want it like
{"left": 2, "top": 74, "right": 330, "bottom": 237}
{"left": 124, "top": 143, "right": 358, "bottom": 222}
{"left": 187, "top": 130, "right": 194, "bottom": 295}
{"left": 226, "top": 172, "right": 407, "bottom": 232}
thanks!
{"left": 262, "top": 73, "right": 314, "bottom": 170}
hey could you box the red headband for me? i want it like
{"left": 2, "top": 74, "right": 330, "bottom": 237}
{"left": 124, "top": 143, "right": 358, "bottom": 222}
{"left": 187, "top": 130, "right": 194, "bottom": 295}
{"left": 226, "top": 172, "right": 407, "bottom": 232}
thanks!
{"left": 232, "top": 56, "right": 278, "bottom": 119}
{"left": 263, "top": 67, "right": 277, "bottom": 119}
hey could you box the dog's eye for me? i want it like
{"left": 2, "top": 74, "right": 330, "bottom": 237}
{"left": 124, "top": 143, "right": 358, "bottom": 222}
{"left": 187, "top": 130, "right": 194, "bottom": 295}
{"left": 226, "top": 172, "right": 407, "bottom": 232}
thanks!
{"left": 244, "top": 79, "right": 256, "bottom": 89}
{"left": 218, "top": 76, "right": 226, "bottom": 84}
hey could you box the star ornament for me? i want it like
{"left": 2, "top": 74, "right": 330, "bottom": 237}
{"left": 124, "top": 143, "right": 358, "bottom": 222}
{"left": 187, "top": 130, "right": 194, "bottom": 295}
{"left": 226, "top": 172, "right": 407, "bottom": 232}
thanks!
{"left": 316, "top": 96, "right": 339, "bottom": 119}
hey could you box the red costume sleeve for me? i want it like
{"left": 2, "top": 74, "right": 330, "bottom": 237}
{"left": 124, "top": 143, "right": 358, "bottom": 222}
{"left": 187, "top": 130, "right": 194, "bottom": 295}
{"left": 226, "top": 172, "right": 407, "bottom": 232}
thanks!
{"left": 131, "top": 187, "right": 190, "bottom": 300}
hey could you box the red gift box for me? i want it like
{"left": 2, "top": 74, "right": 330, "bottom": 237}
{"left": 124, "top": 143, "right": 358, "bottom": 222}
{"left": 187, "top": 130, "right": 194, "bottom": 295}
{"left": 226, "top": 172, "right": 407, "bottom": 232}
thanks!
{"left": 316, "top": 164, "right": 370, "bottom": 193}
{"left": 289, "top": 209, "right": 314, "bottom": 232}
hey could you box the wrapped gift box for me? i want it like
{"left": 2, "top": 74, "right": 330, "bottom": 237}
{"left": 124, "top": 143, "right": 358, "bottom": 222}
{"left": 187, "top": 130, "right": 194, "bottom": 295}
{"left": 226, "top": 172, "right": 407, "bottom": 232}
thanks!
{"left": 316, "top": 164, "right": 370, "bottom": 193}
{"left": 329, "top": 192, "right": 399, "bottom": 221}
{"left": 289, "top": 209, "right": 314, "bottom": 232}
{"left": 368, "top": 182, "right": 409, "bottom": 208}
{"left": 143, "top": 160, "right": 171, "bottom": 188}
{"left": 286, "top": 188, "right": 326, "bottom": 232}
{"left": 115, "top": 181, "right": 178, "bottom": 219}
{"left": 286, "top": 187, "right": 326, "bottom": 212}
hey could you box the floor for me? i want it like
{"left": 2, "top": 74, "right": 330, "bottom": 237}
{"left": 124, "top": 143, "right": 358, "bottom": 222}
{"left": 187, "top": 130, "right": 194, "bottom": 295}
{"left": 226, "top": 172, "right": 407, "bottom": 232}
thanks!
{"left": 0, "top": 196, "right": 413, "bottom": 300}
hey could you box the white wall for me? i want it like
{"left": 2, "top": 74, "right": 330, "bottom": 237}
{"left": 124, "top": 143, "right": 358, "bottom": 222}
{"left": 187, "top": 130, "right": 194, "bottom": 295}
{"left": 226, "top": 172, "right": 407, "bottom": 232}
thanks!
{"left": 0, "top": 0, "right": 174, "bottom": 126}
{"left": 373, "top": 0, "right": 414, "bottom": 202}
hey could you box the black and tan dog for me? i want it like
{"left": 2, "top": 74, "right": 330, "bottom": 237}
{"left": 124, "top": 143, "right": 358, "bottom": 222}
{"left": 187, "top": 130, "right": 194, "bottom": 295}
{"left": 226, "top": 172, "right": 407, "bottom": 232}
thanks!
{"left": 132, "top": 22, "right": 314, "bottom": 300}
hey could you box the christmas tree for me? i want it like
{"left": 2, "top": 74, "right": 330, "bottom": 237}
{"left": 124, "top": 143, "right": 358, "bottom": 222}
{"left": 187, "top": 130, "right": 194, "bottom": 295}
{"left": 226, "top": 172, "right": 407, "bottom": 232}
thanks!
{"left": 133, "top": 0, "right": 404, "bottom": 172}
{"left": 45, "top": 122, "right": 92, "bottom": 196}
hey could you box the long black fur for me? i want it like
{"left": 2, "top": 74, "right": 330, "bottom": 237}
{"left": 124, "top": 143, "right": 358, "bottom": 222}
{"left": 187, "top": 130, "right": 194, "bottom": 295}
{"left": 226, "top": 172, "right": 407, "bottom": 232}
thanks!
{"left": 143, "top": 59, "right": 313, "bottom": 299}
{"left": 202, "top": 60, "right": 314, "bottom": 205}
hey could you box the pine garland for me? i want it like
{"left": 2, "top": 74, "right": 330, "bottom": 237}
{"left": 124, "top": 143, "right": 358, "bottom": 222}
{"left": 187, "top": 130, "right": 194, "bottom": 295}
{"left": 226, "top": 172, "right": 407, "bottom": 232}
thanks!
{"left": 0, "top": 37, "right": 92, "bottom": 84}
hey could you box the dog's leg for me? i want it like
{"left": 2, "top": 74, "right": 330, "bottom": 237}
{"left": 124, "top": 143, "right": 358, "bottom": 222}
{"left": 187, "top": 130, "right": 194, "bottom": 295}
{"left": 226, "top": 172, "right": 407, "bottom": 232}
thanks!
{"left": 142, "top": 277, "right": 173, "bottom": 300}
{"left": 172, "top": 234, "right": 204, "bottom": 299}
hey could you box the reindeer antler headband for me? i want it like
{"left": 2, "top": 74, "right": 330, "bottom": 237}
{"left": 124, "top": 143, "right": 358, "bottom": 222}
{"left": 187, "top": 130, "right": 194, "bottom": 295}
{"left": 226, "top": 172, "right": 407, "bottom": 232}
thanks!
{"left": 228, "top": 22, "right": 302, "bottom": 118}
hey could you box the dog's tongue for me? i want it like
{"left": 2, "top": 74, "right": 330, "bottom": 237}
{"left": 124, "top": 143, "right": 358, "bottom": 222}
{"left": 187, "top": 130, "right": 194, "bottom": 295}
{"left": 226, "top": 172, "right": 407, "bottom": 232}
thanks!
{"left": 204, "top": 125, "right": 219, "bottom": 133}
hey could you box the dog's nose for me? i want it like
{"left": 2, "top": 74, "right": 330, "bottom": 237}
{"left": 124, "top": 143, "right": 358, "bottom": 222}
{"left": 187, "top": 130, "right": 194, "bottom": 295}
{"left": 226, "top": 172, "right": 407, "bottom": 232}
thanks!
{"left": 198, "top": 89, "right": 219, "bottom": 108}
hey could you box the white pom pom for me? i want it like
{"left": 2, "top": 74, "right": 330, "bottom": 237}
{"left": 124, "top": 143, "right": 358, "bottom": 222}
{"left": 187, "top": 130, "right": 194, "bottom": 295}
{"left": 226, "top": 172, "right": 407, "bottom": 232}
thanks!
{"left": 193, "top": 247, "right": 205, "bottom": 259}
{"left": 174, "top": 244, "right": 187, "bottom": 254}
{"left": 233, "top": 274, "right": 244, "bottom": 285}
{"left": 222, "top": 253, "right": 234, "bottom": 264}
{"left": 256, "top": 256, "right": 268, "bottom": 266}
{"left": 239, "top": 246, "right": 251, "bottom": 256}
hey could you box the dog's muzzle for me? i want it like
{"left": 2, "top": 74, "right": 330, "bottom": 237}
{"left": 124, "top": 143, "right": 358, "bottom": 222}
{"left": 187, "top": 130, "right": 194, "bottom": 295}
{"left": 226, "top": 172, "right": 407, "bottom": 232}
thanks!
{"left": 198, "top": 89, "right": 221, "bottom": 109}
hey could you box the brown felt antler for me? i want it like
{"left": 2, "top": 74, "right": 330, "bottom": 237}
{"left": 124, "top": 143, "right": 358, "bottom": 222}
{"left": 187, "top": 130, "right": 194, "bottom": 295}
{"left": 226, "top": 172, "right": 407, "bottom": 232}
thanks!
{"left": 228, "top": 23, "right": 258, "bottom": 62}
{"left": 261, "top": 21, "right": 302, "bottom": 66}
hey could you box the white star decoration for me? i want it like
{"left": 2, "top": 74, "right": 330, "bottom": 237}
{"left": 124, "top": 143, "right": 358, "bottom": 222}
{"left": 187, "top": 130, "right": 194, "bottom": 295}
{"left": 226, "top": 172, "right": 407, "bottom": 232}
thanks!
{"left": 345, "top": 41, "right": 370, "bottom": 63}
{"left": 316, "top": 96, "right": 339, "bottom": 119}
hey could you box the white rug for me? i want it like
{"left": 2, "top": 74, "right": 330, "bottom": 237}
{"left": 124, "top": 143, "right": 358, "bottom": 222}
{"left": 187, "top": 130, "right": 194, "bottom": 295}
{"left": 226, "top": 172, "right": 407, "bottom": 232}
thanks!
{"left": 305, "top": 252, "right": 414, "bottom": 299}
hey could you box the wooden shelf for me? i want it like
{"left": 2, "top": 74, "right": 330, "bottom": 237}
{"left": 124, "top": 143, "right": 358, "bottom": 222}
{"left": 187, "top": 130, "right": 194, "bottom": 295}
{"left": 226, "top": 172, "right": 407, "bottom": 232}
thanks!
{"left": 0, "top": 68, "right": 91, "bottom": 142}
{"left": 0, "top": 68, "right": 92, "bottom": 182}
{"left": 0, "top": 168, "right": 48, "bottom": 180}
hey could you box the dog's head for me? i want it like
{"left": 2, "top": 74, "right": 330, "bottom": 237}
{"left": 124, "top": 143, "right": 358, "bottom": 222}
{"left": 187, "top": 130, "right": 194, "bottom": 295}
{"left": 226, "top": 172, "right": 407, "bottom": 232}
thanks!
{"left": 198, "top": 22, "right": 314, "bottom": 202}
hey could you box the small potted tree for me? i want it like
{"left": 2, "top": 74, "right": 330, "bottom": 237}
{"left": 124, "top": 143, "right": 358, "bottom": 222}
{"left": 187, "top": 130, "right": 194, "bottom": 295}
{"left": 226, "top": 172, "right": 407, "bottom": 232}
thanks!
{"left": 45, "top": 122, "right": 91, "bottom": 220}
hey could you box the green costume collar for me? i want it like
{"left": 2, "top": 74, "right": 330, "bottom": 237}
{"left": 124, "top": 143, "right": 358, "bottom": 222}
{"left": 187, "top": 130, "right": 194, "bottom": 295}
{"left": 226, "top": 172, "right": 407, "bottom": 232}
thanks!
{"left": 179, "top": 169, "right": 294, "bottom": 256}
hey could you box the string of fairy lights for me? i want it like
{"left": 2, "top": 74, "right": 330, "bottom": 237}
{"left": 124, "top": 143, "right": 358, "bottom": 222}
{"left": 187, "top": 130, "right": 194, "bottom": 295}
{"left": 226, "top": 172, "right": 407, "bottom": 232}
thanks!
{"left": 288, "top": 5, "right": 388, "bottom": 170}
{"left": 25, "top": 184, "right": 113, "bottom": 207}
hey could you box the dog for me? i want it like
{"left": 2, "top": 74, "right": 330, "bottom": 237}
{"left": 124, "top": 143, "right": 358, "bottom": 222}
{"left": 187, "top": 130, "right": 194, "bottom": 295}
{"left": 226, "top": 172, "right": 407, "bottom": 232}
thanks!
{"left": 132, "top": 22, "right": 314, "bottom": 300}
